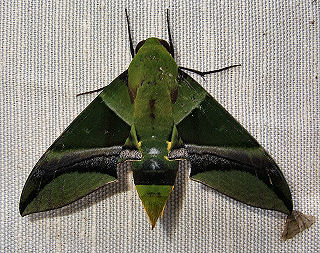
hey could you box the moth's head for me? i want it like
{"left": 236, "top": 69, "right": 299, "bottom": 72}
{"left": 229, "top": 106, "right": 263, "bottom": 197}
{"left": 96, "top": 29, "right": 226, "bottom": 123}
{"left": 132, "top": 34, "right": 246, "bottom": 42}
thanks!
{"left": 135, "top": 37, "right": 173, "bottom": 57}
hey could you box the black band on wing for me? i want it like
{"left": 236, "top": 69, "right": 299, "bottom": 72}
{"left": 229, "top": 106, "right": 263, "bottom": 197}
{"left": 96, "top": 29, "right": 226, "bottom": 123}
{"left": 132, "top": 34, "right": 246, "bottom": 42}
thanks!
{"left": 188, "top": 151, "right": 293, "bottom": 213}
{"left": 19, "top": 149, "right": 120, "bottom": 215}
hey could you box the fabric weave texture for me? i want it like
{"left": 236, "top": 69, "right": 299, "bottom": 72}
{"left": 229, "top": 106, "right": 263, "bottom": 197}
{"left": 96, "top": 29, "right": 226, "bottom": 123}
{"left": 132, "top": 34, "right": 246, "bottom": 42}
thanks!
{"left": 1, "top": 1, "right": 319, "bottom": 252}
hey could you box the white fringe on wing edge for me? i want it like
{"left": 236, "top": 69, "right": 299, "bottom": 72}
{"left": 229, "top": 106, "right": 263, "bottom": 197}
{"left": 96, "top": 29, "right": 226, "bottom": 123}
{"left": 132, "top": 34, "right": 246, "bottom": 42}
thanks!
{"left": 282, "top": 210, "right": 315, "bottom": 240}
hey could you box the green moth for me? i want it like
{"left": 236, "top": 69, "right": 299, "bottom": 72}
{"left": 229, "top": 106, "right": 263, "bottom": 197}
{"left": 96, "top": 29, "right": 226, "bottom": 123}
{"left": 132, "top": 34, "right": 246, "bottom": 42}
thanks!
{"left": 20, "top": 10, "right": 314, "bottom": 240}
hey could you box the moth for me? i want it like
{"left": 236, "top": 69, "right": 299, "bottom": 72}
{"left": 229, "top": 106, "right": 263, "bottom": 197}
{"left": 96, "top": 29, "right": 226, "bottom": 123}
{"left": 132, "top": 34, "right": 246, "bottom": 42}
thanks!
{"left": 20, "top": 10, "right": 314, "bottom": 240}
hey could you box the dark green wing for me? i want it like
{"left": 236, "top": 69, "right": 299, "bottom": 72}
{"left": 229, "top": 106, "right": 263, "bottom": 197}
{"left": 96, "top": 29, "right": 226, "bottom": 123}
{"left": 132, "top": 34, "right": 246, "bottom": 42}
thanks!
{"left": 20, "top": 70, "right": 134, "bottom": 216}
{"left": 172, "top": 70, "right": 293, "bottom": 214}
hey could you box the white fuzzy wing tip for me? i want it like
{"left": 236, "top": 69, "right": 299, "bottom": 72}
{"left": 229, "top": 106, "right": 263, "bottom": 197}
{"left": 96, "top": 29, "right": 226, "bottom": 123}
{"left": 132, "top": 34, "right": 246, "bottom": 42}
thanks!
{"left": 282, "top": 210, "right": 315, "bottom": 240}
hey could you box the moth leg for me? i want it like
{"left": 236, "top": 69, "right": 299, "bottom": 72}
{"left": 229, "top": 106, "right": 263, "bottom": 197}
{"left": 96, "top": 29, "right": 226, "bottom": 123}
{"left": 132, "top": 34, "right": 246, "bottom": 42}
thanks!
{"left": 76, "top": 86, "right": 107, "bottom": 97}
{"left": 179, "top": 64, "right": 241, "bottom": 77}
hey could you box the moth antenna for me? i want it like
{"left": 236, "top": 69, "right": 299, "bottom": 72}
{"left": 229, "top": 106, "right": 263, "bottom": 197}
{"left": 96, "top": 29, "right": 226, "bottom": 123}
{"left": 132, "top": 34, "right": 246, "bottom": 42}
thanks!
{"left": 125, "top": 9, "right": 135, "bottom": 58}
{"left": 166, "top": 9, "right": 175, "bottom": 59}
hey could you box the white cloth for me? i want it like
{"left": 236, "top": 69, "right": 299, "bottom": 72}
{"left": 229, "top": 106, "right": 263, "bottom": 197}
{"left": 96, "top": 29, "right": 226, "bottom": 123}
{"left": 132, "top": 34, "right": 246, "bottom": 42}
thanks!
{"left": 1, "top": 1, "right": 319, "bottom": 252}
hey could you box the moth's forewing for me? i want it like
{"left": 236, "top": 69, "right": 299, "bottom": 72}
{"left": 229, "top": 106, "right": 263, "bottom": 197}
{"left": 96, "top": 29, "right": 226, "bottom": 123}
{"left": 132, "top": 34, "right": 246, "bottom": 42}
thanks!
{"left": 173, "top": 70, "right": 293, "bottom": 214}
{"left": 20, "top": 71, "right": 133, "bottom": 216}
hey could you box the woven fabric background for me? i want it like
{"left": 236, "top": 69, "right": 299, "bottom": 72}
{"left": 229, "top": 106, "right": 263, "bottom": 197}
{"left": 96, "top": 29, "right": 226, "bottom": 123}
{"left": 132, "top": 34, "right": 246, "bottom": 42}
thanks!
{"left": 1, "top": 1, "right": 319, "bottom": 252}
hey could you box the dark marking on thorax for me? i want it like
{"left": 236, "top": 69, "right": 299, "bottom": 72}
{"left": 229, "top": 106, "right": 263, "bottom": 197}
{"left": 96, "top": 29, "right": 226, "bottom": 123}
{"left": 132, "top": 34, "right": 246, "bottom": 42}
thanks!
{"left": 149, "top": 99, "right": 156, "bottom": 120}
{"left": 128, "top": 88, "right": 136, "bottom": 104}
{"left": 170, "top": 87, "right": 178, "bottom": 103}
{"left": 149, "top": 99, "right": 155, "bottom": 110}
